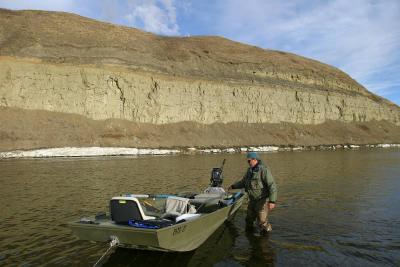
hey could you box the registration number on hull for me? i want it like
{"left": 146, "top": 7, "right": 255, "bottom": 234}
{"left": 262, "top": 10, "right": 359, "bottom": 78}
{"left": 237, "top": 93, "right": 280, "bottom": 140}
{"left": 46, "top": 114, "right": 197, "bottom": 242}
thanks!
{"left": 172, "top": 225, "right": 187, "bottom": 236}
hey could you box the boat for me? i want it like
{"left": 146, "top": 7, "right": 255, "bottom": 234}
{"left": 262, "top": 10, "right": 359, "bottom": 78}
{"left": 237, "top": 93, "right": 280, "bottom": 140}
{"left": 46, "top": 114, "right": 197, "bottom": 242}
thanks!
{"left": 68, "top": 160, "right": 245, "bottom": 252}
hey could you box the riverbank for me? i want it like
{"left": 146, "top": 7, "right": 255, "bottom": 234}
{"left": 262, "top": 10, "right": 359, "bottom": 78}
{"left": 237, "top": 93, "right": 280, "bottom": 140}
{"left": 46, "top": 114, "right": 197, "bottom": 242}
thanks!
{"left": 1, "top": 107, "right": 400, "bottom": 153}
{"left": 1, "top": 144, "right": 399, "bottom": 159}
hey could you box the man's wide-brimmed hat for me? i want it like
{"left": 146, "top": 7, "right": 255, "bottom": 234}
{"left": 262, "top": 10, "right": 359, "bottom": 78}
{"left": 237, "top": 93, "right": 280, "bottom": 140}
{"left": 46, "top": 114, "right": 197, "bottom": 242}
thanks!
{"left": 246, "top": 152, "right": 259, "bottom": 160}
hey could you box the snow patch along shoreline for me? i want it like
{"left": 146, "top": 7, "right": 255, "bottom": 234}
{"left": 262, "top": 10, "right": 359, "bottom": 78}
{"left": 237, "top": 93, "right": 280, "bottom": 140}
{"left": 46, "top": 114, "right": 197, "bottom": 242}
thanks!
{"left": 0, "top": 144, "right": 399, "bottom": 159}
{"left": 0, "top": 147, "right": 180, "bottom": 159}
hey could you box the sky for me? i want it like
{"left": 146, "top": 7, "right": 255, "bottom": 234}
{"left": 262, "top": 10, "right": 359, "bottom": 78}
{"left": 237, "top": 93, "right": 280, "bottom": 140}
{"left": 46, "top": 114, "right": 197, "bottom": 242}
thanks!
{"left": 1, "top": 0, "right": 399, "bottom": 105}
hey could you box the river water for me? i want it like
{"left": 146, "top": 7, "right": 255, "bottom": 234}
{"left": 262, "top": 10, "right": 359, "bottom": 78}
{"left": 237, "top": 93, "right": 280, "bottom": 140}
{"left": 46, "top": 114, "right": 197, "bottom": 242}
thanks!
{"left": 1, "top": 149, "right": 399, "bottom": 266}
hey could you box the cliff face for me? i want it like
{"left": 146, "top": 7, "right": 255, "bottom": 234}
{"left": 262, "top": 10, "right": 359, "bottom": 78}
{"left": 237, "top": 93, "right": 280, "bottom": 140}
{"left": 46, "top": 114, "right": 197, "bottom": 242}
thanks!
{"left": 1, "top": 57, "right": 399, "bottom": 125}
{"left": 0, "top": 9, "right": 399, "bottom": 151}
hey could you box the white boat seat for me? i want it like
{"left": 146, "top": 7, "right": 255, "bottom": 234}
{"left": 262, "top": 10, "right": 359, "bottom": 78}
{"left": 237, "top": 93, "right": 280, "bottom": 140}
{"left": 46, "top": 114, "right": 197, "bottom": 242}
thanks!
{"left": 110, "top": 196, "right": 155, "bottom": 224}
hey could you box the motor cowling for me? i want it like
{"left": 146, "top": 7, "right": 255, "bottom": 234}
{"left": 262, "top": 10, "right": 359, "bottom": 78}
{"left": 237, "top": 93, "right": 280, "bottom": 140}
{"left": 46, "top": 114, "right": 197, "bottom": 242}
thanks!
{"left": 210, "top": 167, "right": 223, "bottom": 187}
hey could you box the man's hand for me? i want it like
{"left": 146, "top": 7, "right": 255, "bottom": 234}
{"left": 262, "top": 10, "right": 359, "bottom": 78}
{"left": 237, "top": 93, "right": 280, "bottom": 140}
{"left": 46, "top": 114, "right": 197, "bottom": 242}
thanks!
{"left": 268, "top": 202, "right": 276, "bottom": 210}
{"left": 227, "top": 186, "right": 233, "bottom": 192}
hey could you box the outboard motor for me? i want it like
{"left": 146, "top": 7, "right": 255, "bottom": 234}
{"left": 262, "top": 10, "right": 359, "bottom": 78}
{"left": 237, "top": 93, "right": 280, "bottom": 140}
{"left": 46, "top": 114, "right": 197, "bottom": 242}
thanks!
{"left": 203, "top": 159, "right": 226, "bottom": 195}
{"left": 210, "top": 159, "right": 226, "bottom": 187}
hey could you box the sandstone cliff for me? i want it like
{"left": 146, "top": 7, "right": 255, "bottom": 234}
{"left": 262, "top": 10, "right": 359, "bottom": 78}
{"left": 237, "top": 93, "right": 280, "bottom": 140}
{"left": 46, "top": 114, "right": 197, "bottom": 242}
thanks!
{"left": 0, "top": 9, "right": 399, "bottom": 151}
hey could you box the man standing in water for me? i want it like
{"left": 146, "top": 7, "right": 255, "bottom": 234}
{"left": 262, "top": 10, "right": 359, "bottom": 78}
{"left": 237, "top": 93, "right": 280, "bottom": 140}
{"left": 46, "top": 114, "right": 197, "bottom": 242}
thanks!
{"left": 228, "top": 152, "right": 277, "bottom": 234}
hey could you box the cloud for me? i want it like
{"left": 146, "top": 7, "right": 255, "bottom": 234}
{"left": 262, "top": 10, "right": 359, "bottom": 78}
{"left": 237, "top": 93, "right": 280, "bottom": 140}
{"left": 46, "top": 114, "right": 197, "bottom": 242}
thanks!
{"left": 0, "top": 0, "right": 180, "bottom": 36}
{"left": 212, "top": 0, "right": 400, "bottom": 102}
{"left": 125, "top": 0, "right": 179, "bottom": 35}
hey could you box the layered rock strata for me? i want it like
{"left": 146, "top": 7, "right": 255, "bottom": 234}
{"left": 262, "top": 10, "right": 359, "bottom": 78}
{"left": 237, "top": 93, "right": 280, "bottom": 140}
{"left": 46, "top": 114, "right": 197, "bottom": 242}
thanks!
{"left": 1, "top": 58, "right": 399, "bottom": 125}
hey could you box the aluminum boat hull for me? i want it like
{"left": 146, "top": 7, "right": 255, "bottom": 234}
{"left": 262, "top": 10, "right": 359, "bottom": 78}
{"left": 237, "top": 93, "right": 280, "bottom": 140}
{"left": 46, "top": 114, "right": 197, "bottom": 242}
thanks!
{"left": 69, "top": 194, "right": 244, "bottom": 252}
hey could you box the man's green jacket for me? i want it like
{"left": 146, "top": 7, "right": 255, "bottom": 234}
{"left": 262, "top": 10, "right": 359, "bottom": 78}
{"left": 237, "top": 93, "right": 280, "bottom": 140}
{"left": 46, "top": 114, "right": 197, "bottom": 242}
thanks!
{"left": 231, "top": 161, "right": 277, "bottom": 202}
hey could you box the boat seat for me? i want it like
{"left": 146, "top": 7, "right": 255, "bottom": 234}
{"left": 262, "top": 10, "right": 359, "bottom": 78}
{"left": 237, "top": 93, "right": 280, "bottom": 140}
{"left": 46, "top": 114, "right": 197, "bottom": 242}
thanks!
{"left": 110, "top": 196, "right": 155, "bottom": 224}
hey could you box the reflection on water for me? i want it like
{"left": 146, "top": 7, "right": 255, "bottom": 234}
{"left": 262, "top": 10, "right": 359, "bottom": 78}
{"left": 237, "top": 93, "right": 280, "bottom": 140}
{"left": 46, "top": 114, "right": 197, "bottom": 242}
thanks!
{"left": 0, "top": 149, "right": 400, "bottom": 266}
